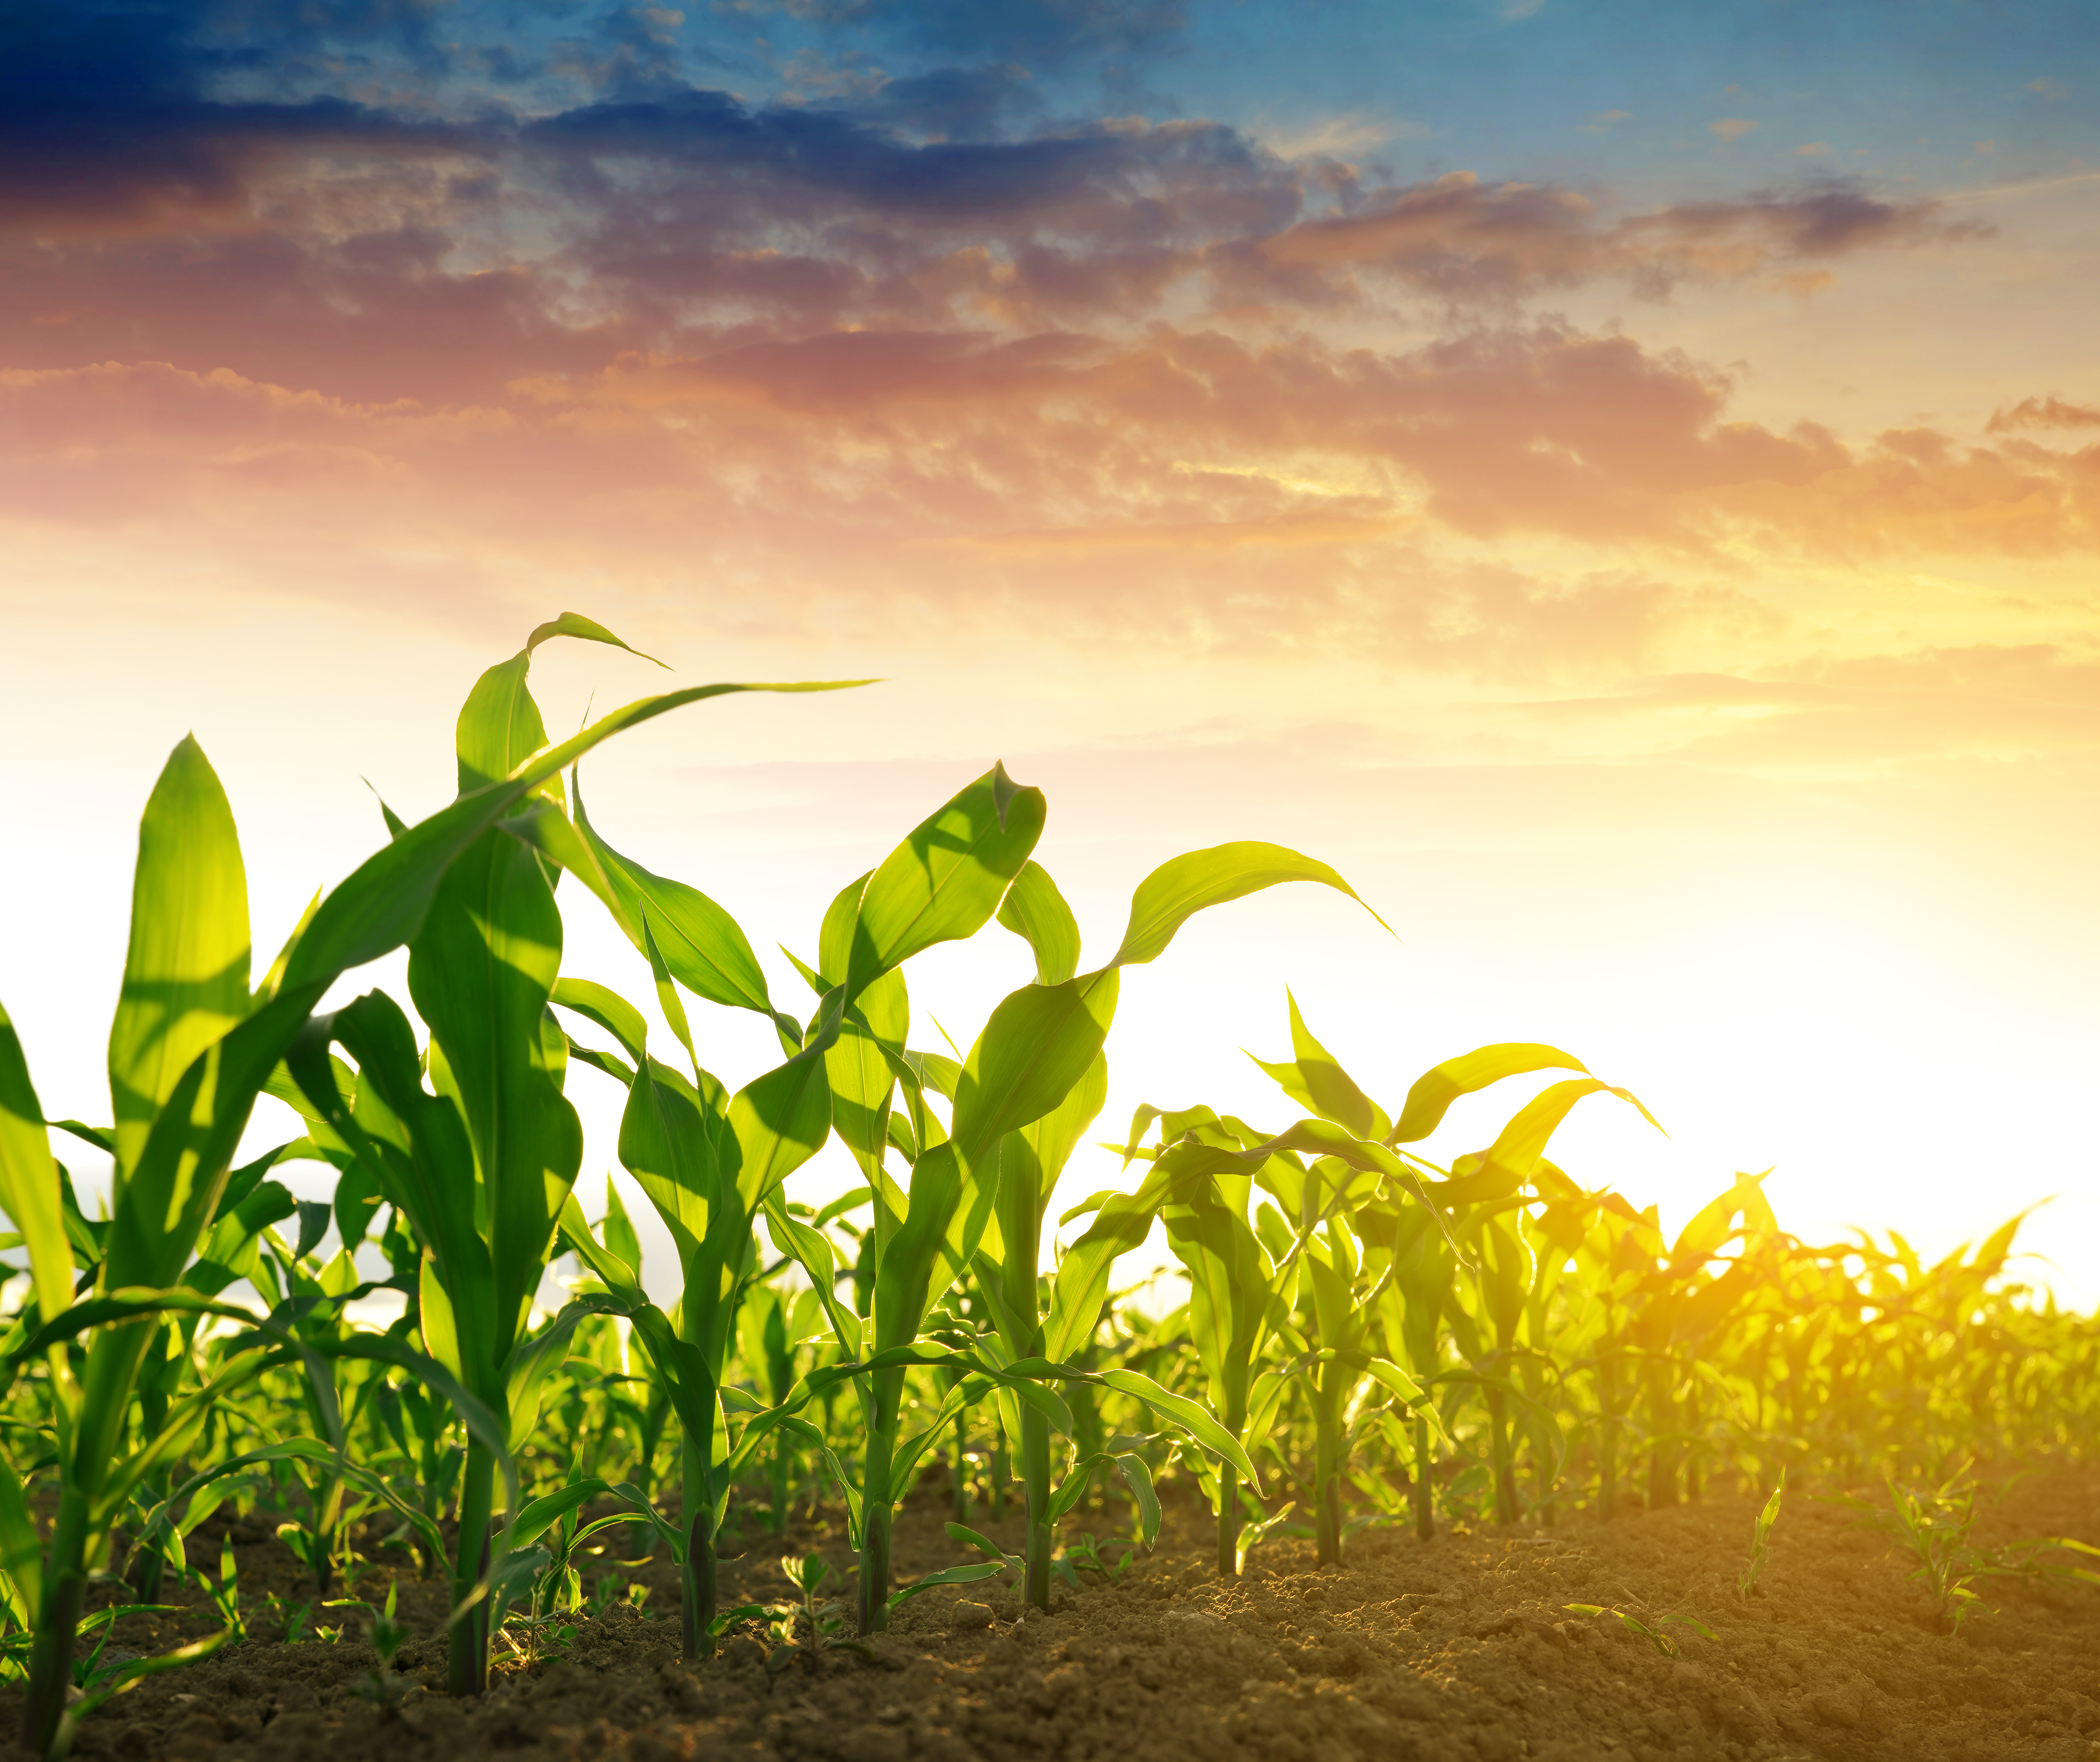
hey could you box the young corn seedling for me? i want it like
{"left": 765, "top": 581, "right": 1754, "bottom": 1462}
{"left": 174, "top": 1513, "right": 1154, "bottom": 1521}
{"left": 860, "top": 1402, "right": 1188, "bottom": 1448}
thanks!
{"left": 1238, "top": 1000, "right": 1660, "bottom": 1537}
{"left": 1115, "top": 1112, "right": 1303, "bottom": 1579}
{"left": 737, "top": 1282, "right": 826, "bottom": 1534}
{"left": 280, "top": 616, "right": 862, "bottom": 1698}
{"left": 1564, "top": 1604, "right": 1718, "bottom": 1658}
{"left": 1739, "top": 1473, "right": 1785, "bottom": 1599}
{"left": 778, "top": 817, "right": 1373, "bottom": 1625}
{"left": 550, "top": 967, "right": 846, "bottom": 1663}
{"left": 1855, "top": 1474, "right": 1993, "bottom": 1634}
{"left": 0, "top": 718, "right": 621, "bottom": 1746}
{"left": 349, "top": 1583, "right": 414, "bottom": 1705}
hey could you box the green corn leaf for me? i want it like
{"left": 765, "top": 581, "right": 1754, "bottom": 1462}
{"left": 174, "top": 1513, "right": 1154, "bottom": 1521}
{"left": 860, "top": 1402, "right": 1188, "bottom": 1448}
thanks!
{"left": 1248, "top": 992, "right": 1390, "bottom": 1142}
{"left": 1360, "top": 1356, "right": 1452, "bottom": 1445}
{"left": 550, "top": 979, "right": 651, "bottom": 1071}
{"left": 510, "top": 1478, "right": 619, "bottom": 1549}
{"left": 1444, "top": 1078, "right": 1661, "bottom": 1209}
{"left": 287, "top": 993, "right": 503, "bottom": 1395}
{"left": 65, "top": 1628, "right": 233, "bottom": 1730}
{"left": 1044, "top": 1138, "right": 1252, "bottom": 1364}
{"left": 1115, "top": 1452, "right": 1163, "bottom": 1548}
{"left": 406, "top": 813, "right": 581, "bottom": 1350}
{"left": 839, "top": 765, "right": 1046, "bottom": 1002}
{"left": 102, "top": 740, "right": 254, "bottom": 1292}
{"left": 889, "top": 1560, "right": 1009, "bottom": 1607}
{"left": 1096, "top": 1366, "right": 1261, "bottom": 1488}
{"left": 760, "top": 1196, "right": 863, "bottom": 1358}
{"left": 825, "top": 973, "right": 907, "bottom": 1183}
{"left": 0, "top": 1004, "right": 75, "bottom": 1326}
{"left": 0, "top": 1448, "right": 42, "bottom": 1610}
{"left": 525, "top": 611, "right": 666, "bottom": 668}
{"left": 570, "top": 777, "right": 786, "bottom": 1029}
{"left": 1108, "top": 842, "right": 1382, "bottom": 970}
{"left": 281, "top": 677, "right": 867, "bottom": 997}
{"left": 106, "top": 736, "right": 251, "bottom": 1188}
{"left": 945, "top": 1522, "right": 1021, "bottom": 1573}
{"left": 1388, "top": 1043, "right": 1592, "bottom": 1146}
{"left": 726, "top": 990, "right": 842, "bottom": 1214}
{"left": 950, "top": 973, "right": 1121, "bottom": 1169}
{"left": 706, "top": 1603, "right": 771, "bottom": 1639}
{"left": 996, "top": 861, "right": 1081, "bottom": 985}
{"left": 617, "top": 1054, "right": 724, "bottom": 1268}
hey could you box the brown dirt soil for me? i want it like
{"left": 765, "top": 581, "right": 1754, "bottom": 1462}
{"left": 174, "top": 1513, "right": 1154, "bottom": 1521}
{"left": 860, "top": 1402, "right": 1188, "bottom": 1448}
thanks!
{"left": 8, "top": 1467, "right": 2100, "bottom": 1762}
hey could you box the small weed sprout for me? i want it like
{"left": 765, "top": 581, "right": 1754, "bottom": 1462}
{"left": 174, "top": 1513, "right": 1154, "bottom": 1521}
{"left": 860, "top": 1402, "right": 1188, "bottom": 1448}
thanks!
{"left": 1564, "top": 1604, "right": 1717, "bottom": 1659}
{"left": 1738, "top": 1474, "right": 1784, "bottom": 1600}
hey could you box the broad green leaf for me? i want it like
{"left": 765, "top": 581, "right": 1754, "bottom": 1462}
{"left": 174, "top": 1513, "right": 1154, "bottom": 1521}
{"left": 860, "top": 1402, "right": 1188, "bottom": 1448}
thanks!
{"left": 105, "top": 738, "right": 251, "bottom": 1284}
{"left": 996, "top": 861, "right": 1081, "bottom": 985}
{"left": 1388, "top": 1043, "right": 1591, "bottom": 1145}
{"left": 571, "top": 778, "right": 783, "bottom": 1026}
{"left": 827, "top": 969, "right": 907, "bottom": 1181}
{"left": 558, "top": 1195, "right": 646, "bottom": 1307}
{"left": 1107, "top": 841, "right": 1380, "bottom": 970}
{"left": 841, "top": 765, "right": 1046, "bottom": 1001}
{"left": 456, "top": 613, "right": 662, "bottom": 803}
{"left": 1451, "top": 1078, "right": 1661, "bottom": 1208}
{"left": 510, "top": 1477, "right": 620, "bottom": 1548}
{"left": 980, "top": 1050, "right": 1109, "bottom": 1353}
{"left": 0, "top": 1448, "right": 41, "bottom": 1609}
{"left": 407, "top": 823, "right": 581, "bottom": 1347}
{"left": 1674, "top": 1169, "right": 1777, "bottom": 1263}
{"left": 726, "top": 992, "right": 842, "bottom": 1214}
{"left": 287, "top": 992, "right": 504, "bottom": 1397}
{"left": 1044, "top": 1138, "right": 1252, "bottom": 1363}
{"left": 760, "top": 1195, "right": 863, "bottom": 1358}
{"left": 816, "top": 873, "right": 872, "bottom": 988}
{"left": 871, "top": 1141, "right": 965, "bottom": 1352}
{"left": 1097, "top": 1366, "right": 1261, "bottom": 1488}
{"left": 0, "top": 1004, "right": 73, "bottom": 1325}
{"left": 526, "top": 611, "right": 665, "bottom": 667}
{"left": 549, "top": 978, "right": 650, "bottom": 1071}
{"left": 617, "top": 1055, "right": 721, "bottom": 1264}
{"left": 281, "top": 677, "right": 866, "bottom": 996}
{"left": 1248, "top": 991, "right": 1390, "bottom": 1142}
{"left": 950, "top": 971, "right": 1120, "bottom": 1169}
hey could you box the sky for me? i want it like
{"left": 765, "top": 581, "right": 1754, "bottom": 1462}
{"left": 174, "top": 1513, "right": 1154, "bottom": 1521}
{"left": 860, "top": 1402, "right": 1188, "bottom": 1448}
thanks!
{"left": 2, "top": 0, "right": 2098, "bottom": 1302}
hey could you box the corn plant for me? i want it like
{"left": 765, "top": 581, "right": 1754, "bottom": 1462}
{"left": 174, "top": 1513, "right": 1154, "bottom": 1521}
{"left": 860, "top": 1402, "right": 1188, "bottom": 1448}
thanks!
{"left": 1564, "top": 1603, "right": 1718, "bottom": 1657}
{"left": 1739, "top": 1473, "right": 1784, "bottom": 1599}
{"left": 11, "top": 612, "right": 2100, "bottom": 1758}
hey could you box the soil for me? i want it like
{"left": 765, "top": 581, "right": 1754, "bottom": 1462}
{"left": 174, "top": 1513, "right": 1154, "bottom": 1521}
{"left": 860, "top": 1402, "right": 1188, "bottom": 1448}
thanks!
{"left": 7, "top": 1467, "right": 2099, "bottom": 1762}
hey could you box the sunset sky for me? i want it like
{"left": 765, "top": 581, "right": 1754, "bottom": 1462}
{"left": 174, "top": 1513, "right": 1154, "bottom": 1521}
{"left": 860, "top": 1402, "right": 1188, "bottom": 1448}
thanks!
{"left": 4, "top": 0, "right": 2099, "bottom": 1299}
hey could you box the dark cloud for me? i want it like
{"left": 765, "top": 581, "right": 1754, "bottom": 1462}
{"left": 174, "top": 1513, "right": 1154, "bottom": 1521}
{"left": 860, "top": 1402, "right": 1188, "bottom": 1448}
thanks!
{"left": 1221, "top": 172, "right": 1982, "bottom": 307}
{"left": 864, "top": 61, "right": 1038, "bottom": 139}
{"left": 776, "top": 0, "right": 1186, "bottom": 67}
{"left": 525, "top": 90, "right": 1133, "bottom": 215}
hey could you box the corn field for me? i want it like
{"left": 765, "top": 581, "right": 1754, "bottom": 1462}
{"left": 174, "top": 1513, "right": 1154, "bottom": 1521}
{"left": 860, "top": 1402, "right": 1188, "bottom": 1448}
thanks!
{"left": 0, "top": 618, "right": 2087, "bottom": 1758}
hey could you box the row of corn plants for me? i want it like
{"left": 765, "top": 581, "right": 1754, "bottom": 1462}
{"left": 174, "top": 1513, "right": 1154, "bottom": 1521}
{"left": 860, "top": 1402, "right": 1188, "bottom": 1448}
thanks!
{"left": 0, "top": 617, "right": 2092, "bottom": 1754}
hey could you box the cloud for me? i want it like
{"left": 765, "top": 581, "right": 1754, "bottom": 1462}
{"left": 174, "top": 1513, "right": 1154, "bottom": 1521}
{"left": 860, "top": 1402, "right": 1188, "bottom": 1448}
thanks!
{"left": 863, "top": 61, "right": 1038, "bottom": 138}
{"left": 1987, "top": 396, "right": 2100, "bottom": 433}
{"left": 1216, "top": 173, "right": 1976, "bottom": 307}
{"left": 772, "top": 0, "right": 1188, "bottom": 67}
{"left": 1709, "top": 118, "right": 1758, "bottom": 142}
